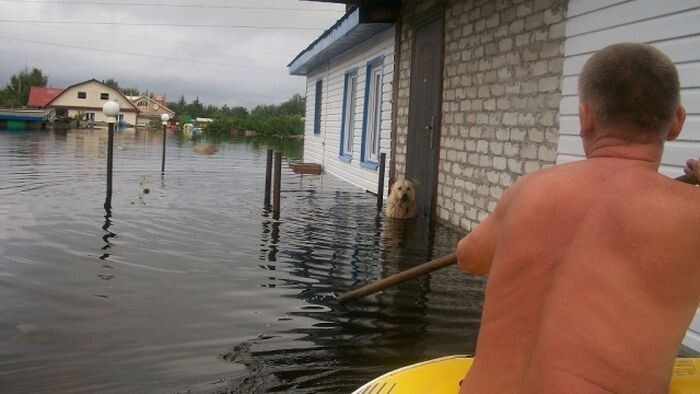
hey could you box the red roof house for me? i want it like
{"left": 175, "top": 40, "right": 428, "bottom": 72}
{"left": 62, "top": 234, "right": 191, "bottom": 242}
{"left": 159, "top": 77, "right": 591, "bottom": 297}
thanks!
{"left": 27, "top": 87, "right": 64, "bottom": 108}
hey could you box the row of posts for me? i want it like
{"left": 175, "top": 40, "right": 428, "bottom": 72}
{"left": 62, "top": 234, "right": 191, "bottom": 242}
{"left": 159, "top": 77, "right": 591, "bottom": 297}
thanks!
{"left": 103, "top": 101, "right": 170, "bottom": 209}
{"left": 102, "top": 98, "right": 386, "bottom": 219}
{"left": 262, "top": 150, "right": 387, "bottom": 220}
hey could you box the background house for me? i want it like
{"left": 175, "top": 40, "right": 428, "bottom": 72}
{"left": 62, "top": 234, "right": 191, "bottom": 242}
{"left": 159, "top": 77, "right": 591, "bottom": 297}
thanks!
{"left": 129, "top": 94, "right": 175, "bottom": 128}
{"left": 46, "top": 79, "right": 139, "bottom": 126}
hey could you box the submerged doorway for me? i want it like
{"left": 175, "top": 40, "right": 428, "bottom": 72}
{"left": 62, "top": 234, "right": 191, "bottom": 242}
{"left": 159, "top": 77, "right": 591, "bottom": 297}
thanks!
{"left": 405, "top": 10, "right": 444, "bottom": 220}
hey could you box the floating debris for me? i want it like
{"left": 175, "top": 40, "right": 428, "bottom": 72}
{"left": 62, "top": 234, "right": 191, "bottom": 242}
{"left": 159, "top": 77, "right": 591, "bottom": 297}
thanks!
{"left": 194, "top": 144, "right": 218, "bottom": 155}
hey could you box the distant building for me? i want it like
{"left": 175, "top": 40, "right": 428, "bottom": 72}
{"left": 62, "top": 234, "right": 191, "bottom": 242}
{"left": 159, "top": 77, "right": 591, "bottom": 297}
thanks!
{"left": 46, "top": 79, "right": 139, "bottom": 126}
{"left": 27, "top": 87, "right": 64, "bottom": 108}
{"left": 129, "top": 95, "right": 175, "bottom": 127}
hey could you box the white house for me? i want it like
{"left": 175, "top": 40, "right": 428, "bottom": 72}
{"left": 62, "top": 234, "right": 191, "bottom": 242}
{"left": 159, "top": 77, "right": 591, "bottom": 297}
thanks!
{"left": 47, "top": 79, "right": 139, "bottom": 126}
{"left": 288, "top": 6, "right": 397, "bottom": 195}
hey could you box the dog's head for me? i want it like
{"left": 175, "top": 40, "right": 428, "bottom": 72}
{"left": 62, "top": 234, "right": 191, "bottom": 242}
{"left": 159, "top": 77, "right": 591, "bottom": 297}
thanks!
{"left": 389, "top": 179, "right": 416, "bottom": 204}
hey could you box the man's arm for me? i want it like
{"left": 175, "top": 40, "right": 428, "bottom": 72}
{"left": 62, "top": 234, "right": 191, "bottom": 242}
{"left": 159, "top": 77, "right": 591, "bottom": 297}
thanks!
{"left": 456, "top": 213, "right": 500, "bottom": 275}
{"left": 456, "top": 177, "right": 523, "bottom": 275}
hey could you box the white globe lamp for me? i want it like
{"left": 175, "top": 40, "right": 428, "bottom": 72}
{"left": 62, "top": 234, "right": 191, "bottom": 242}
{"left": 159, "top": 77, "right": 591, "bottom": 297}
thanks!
{"left": 102, "top": 101, "right": 120, "bottom": 123}
{"left": 161, "top": 113, "right": 170, "bottom": 125}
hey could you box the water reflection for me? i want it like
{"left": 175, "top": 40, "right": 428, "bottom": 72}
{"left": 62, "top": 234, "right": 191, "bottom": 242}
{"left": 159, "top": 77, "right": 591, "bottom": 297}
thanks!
{"left": 215, "top": 174, "right": 481, "bottom": 393}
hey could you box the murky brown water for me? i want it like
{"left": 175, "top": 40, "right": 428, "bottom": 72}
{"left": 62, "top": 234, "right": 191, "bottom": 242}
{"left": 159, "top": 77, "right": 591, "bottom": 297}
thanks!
{"left": 0, "top": 128, "right": 485, "bottom": 393}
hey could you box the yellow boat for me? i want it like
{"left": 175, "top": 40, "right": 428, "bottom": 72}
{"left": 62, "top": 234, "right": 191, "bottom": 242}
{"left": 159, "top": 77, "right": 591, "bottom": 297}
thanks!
{"left": 352, "top": 356, "right": 700, "bottom": 393}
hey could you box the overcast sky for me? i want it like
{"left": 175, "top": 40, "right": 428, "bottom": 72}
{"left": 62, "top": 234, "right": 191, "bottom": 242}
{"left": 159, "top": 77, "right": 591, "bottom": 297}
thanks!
{"left": 0, "top": 0, "right": 346, "bottom": 108}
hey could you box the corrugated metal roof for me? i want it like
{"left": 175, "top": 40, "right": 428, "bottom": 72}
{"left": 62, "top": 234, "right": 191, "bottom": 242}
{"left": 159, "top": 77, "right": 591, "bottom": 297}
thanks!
{"left": 27, "top": 87, "right": 64, "bottom": 108}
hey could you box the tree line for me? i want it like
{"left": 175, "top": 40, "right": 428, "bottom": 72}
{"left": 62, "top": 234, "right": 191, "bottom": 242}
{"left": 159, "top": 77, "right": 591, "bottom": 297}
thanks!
{"left": 0, "top": 67, "right": 306, "bottom": 136}
{"left": 170, "top": 94, "right": 305, "bottom": 137}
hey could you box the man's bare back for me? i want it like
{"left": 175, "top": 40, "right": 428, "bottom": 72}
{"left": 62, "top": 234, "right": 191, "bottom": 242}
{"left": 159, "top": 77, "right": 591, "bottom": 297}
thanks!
{"left": 456, "top": 43, "right": 700, "bottom": 393}
{"left": 458, "top": 159, "right": 700, "bottom": 393}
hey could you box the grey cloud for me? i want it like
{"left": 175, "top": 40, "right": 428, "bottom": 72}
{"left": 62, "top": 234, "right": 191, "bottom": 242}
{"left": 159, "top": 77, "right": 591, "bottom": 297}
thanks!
{"left": 0, "top": 0, "right": 344, "bottom": 108}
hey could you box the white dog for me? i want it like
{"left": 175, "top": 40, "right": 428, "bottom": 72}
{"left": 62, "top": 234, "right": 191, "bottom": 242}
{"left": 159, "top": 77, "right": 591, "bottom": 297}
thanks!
{"left": 385, "top": 179, "right": 417, "bottom": 219}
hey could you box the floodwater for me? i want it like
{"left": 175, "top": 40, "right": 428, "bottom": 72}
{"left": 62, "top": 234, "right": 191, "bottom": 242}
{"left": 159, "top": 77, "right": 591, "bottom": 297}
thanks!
{"left": 0, "top": 128, "right": 485, "bottom": 393}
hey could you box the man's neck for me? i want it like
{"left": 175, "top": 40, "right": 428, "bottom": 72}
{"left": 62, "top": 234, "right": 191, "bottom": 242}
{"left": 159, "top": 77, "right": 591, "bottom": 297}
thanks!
{"left": 585, "top": 136, "right": 664, "bottom": 170}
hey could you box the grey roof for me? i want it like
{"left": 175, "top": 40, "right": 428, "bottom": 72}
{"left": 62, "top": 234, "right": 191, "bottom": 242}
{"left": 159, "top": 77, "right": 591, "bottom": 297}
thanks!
{"left": 288, "top": 6, "right": 395, "bottom": 76}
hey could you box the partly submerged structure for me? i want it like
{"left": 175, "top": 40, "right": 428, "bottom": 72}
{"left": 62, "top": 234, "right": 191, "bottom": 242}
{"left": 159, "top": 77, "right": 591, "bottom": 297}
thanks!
{"left": 289, "top": 4, "right": 398, "bottom": 195}
{"left": 291, "top": 0, "right": 700, "bottom": 226}
{"left": 0, "top": 108, "right": 55, "bottom": 130}
{"left": 292, "top": 0, "right": 700, "bottom": 352}
{"left": 46, "top": 79, "right": 139, "bottom": 126}
{"left": 128, "top": 95, "right": 175, "bottom": 128}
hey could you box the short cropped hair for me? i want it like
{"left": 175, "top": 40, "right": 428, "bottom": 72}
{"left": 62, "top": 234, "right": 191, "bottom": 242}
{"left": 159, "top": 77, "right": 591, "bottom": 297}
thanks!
{"left": 578, "top": 43, "right": 680, "bottom": 135}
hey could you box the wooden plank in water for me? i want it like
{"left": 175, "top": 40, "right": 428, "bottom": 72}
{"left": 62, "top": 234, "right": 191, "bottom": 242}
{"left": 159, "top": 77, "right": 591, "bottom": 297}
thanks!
{"left": 290, "top": 162, "right": 322, "bottom": 175}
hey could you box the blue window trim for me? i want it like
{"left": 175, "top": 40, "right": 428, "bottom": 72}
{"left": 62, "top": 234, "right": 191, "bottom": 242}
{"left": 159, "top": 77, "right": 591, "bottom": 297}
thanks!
{"left": 360, "top": 161, "right": 379, "bottom": 170}
{"left": 313, "top": 79, "right": 323, "bottom": 135}
{"left": 339, "top": 68, "right": 358, "bottom": 161}
{"left": 360, "top": 55, "right": 384, "bottom": 170}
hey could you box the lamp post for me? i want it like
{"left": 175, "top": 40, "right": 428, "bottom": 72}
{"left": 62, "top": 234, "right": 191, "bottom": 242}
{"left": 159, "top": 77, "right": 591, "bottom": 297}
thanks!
{"left": 102, "top": 100, "right": 120, "bottom": 209}
{"left": 161, "top": 113, "right": 170, "bottom": 173}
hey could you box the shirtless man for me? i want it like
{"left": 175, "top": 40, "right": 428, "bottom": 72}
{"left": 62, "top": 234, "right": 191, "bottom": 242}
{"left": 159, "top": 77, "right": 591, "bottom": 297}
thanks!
{"left": 457, "top": 43, "right": 700, "bottom": 393}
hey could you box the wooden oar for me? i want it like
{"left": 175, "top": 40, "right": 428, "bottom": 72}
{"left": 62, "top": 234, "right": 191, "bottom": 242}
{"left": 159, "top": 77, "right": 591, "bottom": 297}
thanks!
{"left": 337, "top": 172, "right": 699, "bottom": 305}
{"left": 337, "top": 252, "right": 457, "bottom": 304}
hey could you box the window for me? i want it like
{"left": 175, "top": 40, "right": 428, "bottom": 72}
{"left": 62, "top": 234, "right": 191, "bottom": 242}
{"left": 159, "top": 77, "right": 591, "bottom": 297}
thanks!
{"left": 83, "top": 112, "right": 95, "bottom": 121}
{"left": 77, "top": 91, "right": 86, "bottom": 99}
{"left": 138, "top": 100, "right": 149, "bottom": 107}
{"left": 361, "top": 58, "right": 383, "bottom": 167}
{"left": 100, "top": 93, "right": 109, "bottom": 100}
{"left": 339, "top": 70, "right": 358, "bottom": 160}
{"left": 313, "top": 79, "right": 322, "bottom": 135}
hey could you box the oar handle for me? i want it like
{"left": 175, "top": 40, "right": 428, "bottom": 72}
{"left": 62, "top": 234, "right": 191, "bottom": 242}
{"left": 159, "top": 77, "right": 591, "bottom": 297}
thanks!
{"left": 337, "top": 253, "right": 457, "bottom": 304}
{"left": 676, "top": 173, "right": 699, "bottom": 185}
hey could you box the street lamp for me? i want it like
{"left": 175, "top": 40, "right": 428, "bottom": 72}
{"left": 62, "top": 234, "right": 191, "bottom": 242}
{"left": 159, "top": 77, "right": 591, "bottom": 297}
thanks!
{"left": 161, "top": 113, "right": 170, "bottom": 173}
{"left": 102, "top": 101, "right": 120, "bottom": 209}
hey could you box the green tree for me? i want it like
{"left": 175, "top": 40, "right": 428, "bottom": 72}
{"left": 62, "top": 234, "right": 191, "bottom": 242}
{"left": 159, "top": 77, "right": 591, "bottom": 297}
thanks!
{"left": 278, "top": 93, "right": 305, "bottom": 116}
{"left": 104, "top": 78, "right": 119, "bottom": 90}
{"left": 0, "top": 67, "right": 48, "bottom": 107}
{"left": 121, "top": 87, "right": 141, "bottom": 96}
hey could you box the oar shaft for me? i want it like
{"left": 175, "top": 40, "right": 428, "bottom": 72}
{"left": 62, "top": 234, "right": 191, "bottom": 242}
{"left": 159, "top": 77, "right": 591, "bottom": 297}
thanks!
{"left": 337, "top": 253, "right": 457, "bottom": 304}
{"left": 337, "top": 172, "right": 698, "bottom": 305}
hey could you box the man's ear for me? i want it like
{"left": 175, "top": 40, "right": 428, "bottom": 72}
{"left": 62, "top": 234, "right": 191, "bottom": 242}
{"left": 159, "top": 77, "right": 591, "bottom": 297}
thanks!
{"left": 579, "top": 101, "right": 595, "bottom": 139}
{"left": 666, "top": 105, "right": 686, "bottom": 141}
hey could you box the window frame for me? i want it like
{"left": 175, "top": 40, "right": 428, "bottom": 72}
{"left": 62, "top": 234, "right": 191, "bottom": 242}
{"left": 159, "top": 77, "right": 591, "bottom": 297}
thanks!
{"left": 339, "top": 68, "right": 358, "bottom": 162}
{"left": 313, "top": 79, "right": 323, "bottom": 135}
{"left": 77, "top": 91, "right": 87, "bottom": 99}
{"left": 100, "top": 92, "right": 109, "bottom": 100}
{"left": 360, "top": 56, "right": 384, "bottom": 170}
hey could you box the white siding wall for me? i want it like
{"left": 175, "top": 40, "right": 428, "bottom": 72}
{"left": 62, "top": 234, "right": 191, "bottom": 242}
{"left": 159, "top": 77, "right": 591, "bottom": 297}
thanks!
{"left": 303, "top": 28, "right": 395, "bottom": 195}
{"left": 557, "top": 0, "right": 700, "bottom": 178}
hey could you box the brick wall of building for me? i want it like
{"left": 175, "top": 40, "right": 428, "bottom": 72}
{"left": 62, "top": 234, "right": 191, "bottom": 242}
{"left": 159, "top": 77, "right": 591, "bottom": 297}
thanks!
{"left": 395, "top": 0, "right": 567, "bottom": 231}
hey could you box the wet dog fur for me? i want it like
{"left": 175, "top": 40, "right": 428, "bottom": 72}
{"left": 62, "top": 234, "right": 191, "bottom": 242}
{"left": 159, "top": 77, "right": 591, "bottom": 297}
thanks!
{"left": 385, "top": 179, "right": 417, "bottom": 219}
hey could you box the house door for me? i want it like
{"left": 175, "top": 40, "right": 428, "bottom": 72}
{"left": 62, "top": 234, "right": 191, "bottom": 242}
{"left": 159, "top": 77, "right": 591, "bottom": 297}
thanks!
{"left": 405, "top": 11, "right": 444, "bottom": 219}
